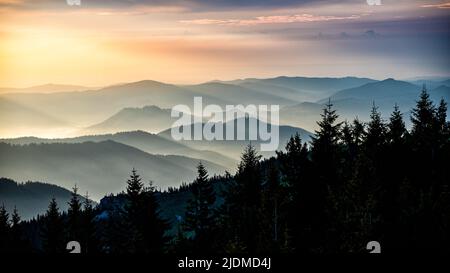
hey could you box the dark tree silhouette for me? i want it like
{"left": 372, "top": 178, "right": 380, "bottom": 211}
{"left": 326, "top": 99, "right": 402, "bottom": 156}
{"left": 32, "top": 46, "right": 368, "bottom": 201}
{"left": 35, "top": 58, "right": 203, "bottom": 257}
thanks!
{"left": 123, "top": 169, "right": 169, "bottom": 253}
{"left": 0, "top": 204, "right": 10, "bottom": 252}
{"left": 41, "top": 198, "right": 65, "bottom": 253}
{"left": 4, "top": 90, "right": 450, "bottom": 255}
{"left": 184, "top": 162, "right": 217, "bottom": 253}
{"left": 310, "top": 100, "right": 342, "bottom": 252}
{"left": 67, "top": 185, "right": 82, "bottom": 242}
{"left": 277, "top": 133, "right": 310, "bottom": 252}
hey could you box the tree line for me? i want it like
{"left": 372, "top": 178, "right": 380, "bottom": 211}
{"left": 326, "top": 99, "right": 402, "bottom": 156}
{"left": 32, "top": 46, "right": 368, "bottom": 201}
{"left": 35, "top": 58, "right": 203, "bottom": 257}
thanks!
{"left": 0, "top": 88, "right": 449, "bottom": 254}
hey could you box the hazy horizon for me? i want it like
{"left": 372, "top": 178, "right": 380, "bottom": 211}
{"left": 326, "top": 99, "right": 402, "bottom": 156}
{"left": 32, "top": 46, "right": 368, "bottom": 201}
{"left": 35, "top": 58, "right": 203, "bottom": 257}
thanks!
{"left": 2, "top": 74, "right": 450, "bottom": 91}
{"left": 1, "top": 0, "right": 450, "bottom": 87}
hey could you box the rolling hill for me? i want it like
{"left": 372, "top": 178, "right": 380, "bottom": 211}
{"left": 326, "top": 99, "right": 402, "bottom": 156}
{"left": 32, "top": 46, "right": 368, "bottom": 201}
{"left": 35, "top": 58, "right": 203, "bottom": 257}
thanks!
{"left": 85, "top": 105, "right": 175, "bottom": 134}
{"left": 0, "top": 77, "right": 376, "bottom": 138}
{"left": 0, "top": 141, "right": 227, "bottom": 200}
{"left": 0, "top": 84, "right": 92, "bottom": 94}
{"left": 0, "top": 177, "right": 91, "bottom": 220}
{"left": 158, "top": 117, "right": 313, "bottom": 160}
{"left": 183, "top": 82, "right": 294, "bottom": 106}
{"left": 223, "top": 76, "right": 377, "bottom": 101}
{"left": 0, "top": 131, "right": 237, "bottom": 170}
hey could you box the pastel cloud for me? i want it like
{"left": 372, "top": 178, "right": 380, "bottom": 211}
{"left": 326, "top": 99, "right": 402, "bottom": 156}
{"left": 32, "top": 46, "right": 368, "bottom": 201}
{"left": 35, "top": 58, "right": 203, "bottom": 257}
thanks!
{"left": 421, "top": 2, "right": 450, "bottom": 9}
{"left": 180, "top": 13, "right": 362, "bottom": 26}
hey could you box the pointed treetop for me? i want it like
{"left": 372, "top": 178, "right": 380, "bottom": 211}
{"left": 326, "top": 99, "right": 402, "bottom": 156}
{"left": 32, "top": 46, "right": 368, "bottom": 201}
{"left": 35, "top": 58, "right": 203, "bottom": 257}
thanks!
{"left": 127, "top": 168, "right": 144, "bottom": 197}
{"left": 0, "top": 204, "right": 9, "bottom": 228}
{"left": 46, "top": 198, "right": 60, "bottom": 218}
{"left": 11, "top": 206, "right": 20, "bottom": 227}
{"left": 239, "top": 144, "right": 262, "bottom": 172}
{"left": 196, "top": 162, "right": 209, "bottom": 184}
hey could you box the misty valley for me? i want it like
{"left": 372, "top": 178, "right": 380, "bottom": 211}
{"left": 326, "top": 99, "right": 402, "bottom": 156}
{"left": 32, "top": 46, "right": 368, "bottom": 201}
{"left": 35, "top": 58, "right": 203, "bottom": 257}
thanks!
{"left": 0, "top": 76, "right": 449, "bottom": 255}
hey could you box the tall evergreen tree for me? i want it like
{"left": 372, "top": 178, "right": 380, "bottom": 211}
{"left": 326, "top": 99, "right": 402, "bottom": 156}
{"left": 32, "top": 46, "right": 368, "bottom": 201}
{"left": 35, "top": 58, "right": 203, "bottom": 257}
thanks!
{"left": 81, "top": 192, "right": 99, "bottom": 254}
{"left": 388, "top": 104, "right": 407, "bottom": 146}
{"left": 184, "top": 163, "right": 216, "bottom": 253}
{"left": 261, "top": 160, "right": 291, "bottom": 251}
{"left": 436, "top": 98, "right": 449, "bottom": 143}
{"left": 220, "top": 144, "right": 263, "bottom": 253}
{"left": 352, "top": 118, "right": 365, "bottom": 148}
{"left": 411, "top": 87, "right": 437, "bottom": 150}
{"left": 0, "top": 204, "right": 10, "bottom": 253}
{"left": 311, "top": 100, "right": 342, "bottom": 191}
{"left": 9, "top": 206, "right": 28, "bottom": 253}
{"left": 127, "top": 168, "right": 144, "bottom": 200}
{"left": 373, "top": 104, "right": 409, "bottom": 251}
{"left": 67, "top": 185, "right": 82, "bottom": 242}
{"left": 410, "top": 88, "right": 439, "bottom": 190}
{"left": 310, "top": 100, "right": 342, "bottom": 252}
{"left": 276, "top": 133, "right": 310, "bottom": 252}
{"left": 365, "top": 103, "right": 386, "bottom": 155}
{"left": 41, "top": 198, "right": 64, "bottom": 253}
{"left": 123, "top": 169, "right": 168, "bottom": 253}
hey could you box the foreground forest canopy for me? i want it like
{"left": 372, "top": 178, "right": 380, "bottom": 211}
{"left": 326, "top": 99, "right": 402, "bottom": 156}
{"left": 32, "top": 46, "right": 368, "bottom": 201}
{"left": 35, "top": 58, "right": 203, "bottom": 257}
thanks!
{"left": 0, "top": 88, "right": 449, "bottom": 254}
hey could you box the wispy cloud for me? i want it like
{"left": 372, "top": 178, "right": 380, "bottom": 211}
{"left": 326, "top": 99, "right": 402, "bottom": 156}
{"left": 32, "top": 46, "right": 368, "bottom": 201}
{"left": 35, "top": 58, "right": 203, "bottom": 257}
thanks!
{"left": 421, "top": 2, "right": 450, "bottom": 9}
{"left": 180, "top": 13, "right": 361, "bottom": 26}
{"left": 0, "top": 1, "right": 346, "bottom": 11}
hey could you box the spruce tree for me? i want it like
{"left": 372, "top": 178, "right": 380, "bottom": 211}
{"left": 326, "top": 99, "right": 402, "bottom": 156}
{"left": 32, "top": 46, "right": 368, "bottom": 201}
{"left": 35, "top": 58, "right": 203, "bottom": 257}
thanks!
{"left": 67, "top": 185, "right": 82, "bottom": 242}
{"left": 276, "top": 133, "right": 310, "bottom": 252}
{"left": 127, "top": 168, "right": 144, "bottom": 199}
{"left": 311, "top": 100, "right": 342, "bottom": 187}
{"left": 0, "top": 204, "right": 10, "bottom": 252}
{"left": 384, "top": 104, "right": 409, "bottom": 247}
{"left": 237, "top": 144, "right": 262, "bottom": 208}
{"left": 411, "top": 87, "right": 436, "bottom": 149}
{"left": 10, "top": 206, "right": 27, "bottom": 253}
{"left": 81, "top": 192, "right": 98, "bottom": 254}
{"left": 221, "top": 144, "right": 262, "bottom": 253}
{"left": 310, "top": 100, "right": 342, "bottom": 252}
{"left": 388, "top": 104, "right": 407, "bottom": 146}
{"left": 124, "top": 169, "right": 168, "bottom": 253}
{"left": 262, "top": 161, "right": 289, "bottom": 251}
{"left": 352, "top": 118, "right": 365, "bottom": 148}
{"left": 410, "top": 87, "right": 438, "bottom": 190}
{"left": 365, "top": 103, "right": 386, "bottom": 155}
{"left": 436, "top": 98, "right": 449, "bottom": 143}
{"left": 184, "top": 162, "right": 216, "bottom": 253}
{"left": 41, "top": 198, "right": 64, "bottom": 253}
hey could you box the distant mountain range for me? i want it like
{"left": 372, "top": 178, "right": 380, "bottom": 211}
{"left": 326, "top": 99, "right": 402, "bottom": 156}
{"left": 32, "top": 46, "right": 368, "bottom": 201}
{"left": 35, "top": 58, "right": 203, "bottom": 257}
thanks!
{"left": 0, "top": 177, "right": 91, "bottom": 220}
{"left": 0, "top": 141, "right": 226, "bottom": 200}
{"left": 220, "top": 76, "right": 377, "bottom": 101}
{"left": 1, "top": 75, "right": 448, "bottom": 202}
{"left": 1, "top": 130, "right": 237, "bottom": 170}
{"left": 319, "top": 79, "right": 450, "bottom": 120}
{"left": 157, "top": 117, "right": 313, "bottom": 159}
{"left": 0, "top": 76, "right": 381, "bottom": 137}
{"left": 86, "top": 105, "right": 174, "bottom": 134}
{"left": 0, "top": 84, "right": 93, "bottom": 94}
{"left": 279, "top": 78, "right": 449, "bottom": 131}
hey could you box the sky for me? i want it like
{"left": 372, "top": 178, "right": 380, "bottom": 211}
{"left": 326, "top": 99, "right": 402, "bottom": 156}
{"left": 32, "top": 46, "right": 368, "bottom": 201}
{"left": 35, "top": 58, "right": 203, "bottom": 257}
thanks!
{"left": 0, "top": 0, "right": 449, "bottom": 88}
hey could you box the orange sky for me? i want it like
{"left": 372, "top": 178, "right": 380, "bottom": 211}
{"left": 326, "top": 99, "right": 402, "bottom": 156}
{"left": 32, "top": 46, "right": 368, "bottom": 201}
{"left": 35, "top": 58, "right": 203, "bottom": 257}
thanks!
{"left": 0, "top": 0, "right": 449, "bottom": 88}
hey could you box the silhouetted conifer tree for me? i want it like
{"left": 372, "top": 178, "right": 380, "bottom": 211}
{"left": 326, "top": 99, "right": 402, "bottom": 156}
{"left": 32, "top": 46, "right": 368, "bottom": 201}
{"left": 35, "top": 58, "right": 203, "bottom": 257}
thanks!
{"left": 124, "top": 169, "right": 168, "bottom": 253}
{"left": 184, "top": 163, "right": 216, "bottom": 253}
{"left": 276, "top": 133, "right": 310, "bottom": 252}
{"left": 67, "top": 185, "right": 82, "bottom": 242}
{"left": 310, "top": 100, "right": 342, "bottom": 252}
{"left": 81, "top": 192, "right": 99, "bottom": 254}
{"left": 0, "top": 204, "right": 10, "bottom": 252}
{"left": 41, "top": 198, "right": 64, "bottom": 253}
